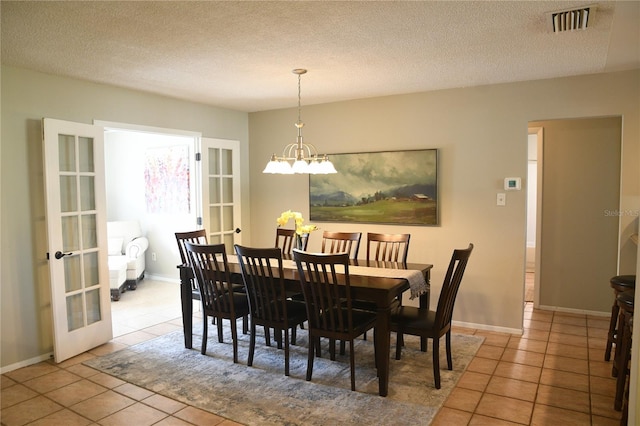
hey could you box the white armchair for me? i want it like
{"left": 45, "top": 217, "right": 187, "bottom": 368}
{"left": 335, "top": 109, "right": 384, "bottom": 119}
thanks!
{"left": 107, "top": 220, "right": 149, "bottom": 300}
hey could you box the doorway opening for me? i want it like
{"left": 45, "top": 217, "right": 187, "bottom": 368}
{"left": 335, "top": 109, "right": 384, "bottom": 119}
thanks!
{"left": 100, "top": 122, "right": 201, "bottom": 337}
{"left": 526, "top": 127, "right": 542, "bottom": 305}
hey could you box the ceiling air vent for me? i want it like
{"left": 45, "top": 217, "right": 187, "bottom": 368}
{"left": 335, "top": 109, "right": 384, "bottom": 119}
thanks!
{"left": 548, "top": 5, "right": 596, "bottom": 33}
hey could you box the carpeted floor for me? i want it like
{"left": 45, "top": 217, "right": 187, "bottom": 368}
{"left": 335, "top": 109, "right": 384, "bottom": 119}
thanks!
{"left": 85, "top": 322, "right": 483, "bottom": 425}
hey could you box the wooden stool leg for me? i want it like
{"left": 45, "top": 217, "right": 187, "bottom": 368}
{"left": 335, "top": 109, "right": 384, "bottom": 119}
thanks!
{"left": 605, "top": 299, "right": 619, "bottom": 361}
{"left": 612, "top": 307, "right": 625, "bottom": 377}
{"left": 614, "top": 310, "right": 632, "bottom": 411}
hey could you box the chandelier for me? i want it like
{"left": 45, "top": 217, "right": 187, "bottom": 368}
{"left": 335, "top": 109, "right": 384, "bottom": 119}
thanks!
{"left": 263, "top": 69, "right": 337, "bottom": 174}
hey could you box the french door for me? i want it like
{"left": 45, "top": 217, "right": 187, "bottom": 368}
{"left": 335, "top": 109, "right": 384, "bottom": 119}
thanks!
{"left": 43, "top": 118, "right": 112, "bottom": 363}
{"left": 200, "top": 137, "right": 242, "bottom": 251}
{"left": 43, "top": 122, "right": 242, "bottom": 362}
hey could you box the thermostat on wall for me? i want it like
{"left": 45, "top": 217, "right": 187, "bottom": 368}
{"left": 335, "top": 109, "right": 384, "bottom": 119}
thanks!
{"left": 504, "top": 177, "right": 521, "bottom": 191}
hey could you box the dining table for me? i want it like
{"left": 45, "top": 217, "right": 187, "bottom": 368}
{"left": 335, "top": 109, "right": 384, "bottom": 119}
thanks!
{"left": 178, "top": 255, "right": 432, "bottom": 397}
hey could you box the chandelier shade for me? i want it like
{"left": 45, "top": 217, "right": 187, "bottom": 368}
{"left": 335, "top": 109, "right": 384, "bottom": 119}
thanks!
{"left": 263, "top": 69, "right": 337, "bottom": 175}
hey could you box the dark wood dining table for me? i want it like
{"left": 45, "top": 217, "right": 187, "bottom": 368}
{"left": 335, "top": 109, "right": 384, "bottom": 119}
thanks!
{"left": 178, "top": 257, "right": 432, "bottom": 397}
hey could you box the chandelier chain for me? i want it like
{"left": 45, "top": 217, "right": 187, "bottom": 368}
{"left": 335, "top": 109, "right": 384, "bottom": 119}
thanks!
{"left": 297, "top": 72, "right": 302, "bottom": 125}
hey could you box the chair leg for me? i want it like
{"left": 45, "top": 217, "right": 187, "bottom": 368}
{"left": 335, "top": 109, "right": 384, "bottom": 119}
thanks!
{"left": 433, "top": 337, "right": 441, "bottom": 389}
{"left": 264, "top": 326, "right": 271, "bottom": 347}
{"left": 329, "top": 338, "right": 336, "bottom": 360}
{"left": 243, "top": 315, "right": 248, "bottom": 335}
{"left": 230, "top": 317, "right": 239, "bottom": 364}
{"left": 395, "top": 332, "right": 404, "bottom": 360}
{"left": 217, "top": 318, "right": 224, "bottom": 343}
{"left": 284, "top": 329, "right": 290, "bottom": 376}
{"left": 306, "top": 335, "right": 315, "bottom": 381}
{"left": 349, "top": 339, "right": 356, "bottom": 391}
{"left": 201, "top": 316, "right": 208, "bottom": 355}
{"left": 340, "top": 339, "right": 346, "bottom": 356}
{"left": 613, "top": 309, "right": 625, "bottom": 377}
{"left": 291, "top": 326, "right": 297, "bottom": 345}
{"left": 615, "top": 313, "right": 631, "bottom": 411}
{"left": 275, "top": 328, "right": 283, "bottom": 349}
{"left": 605, "top": 301, "right": 619, "bottom": 361}
{"left": 446, "top": 331, "right": 453, "bottom": 370}
{"left": 247, "top": 321, "right": 256, "bottom": 367}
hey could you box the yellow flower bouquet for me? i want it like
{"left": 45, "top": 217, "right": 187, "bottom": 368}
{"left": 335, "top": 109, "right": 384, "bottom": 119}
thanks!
{"left": 277, "top": 210, "right": 318, "bottom": 250}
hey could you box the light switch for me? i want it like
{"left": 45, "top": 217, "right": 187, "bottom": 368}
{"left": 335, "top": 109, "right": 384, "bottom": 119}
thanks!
{"left": 497, "top": 193, "right": 506, "bottom": 206}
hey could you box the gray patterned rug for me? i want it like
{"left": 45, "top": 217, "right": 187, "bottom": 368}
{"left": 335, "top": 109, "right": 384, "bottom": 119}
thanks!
{"left": 85, "top": 321, "right": 483, "bottom": 425}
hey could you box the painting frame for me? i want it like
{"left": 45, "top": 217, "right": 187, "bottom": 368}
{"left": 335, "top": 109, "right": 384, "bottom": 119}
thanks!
{"left": 309, "top": 149, "right": 438, "bottom": 226}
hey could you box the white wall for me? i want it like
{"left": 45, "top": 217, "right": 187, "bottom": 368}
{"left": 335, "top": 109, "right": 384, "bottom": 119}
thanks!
{"left": 104, "top": 130, "right": 197, "bottom": 281}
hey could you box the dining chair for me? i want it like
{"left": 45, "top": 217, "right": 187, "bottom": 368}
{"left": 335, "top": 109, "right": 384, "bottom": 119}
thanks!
{"left": 293, "top": 249, "right": 378, "bottom": 391}
{"left": 391, "top": 243, "right": 474, "bottom": 389}
{"left": 366, "top": 232, "right": 411, "bottom": 263}
{"left": 234, "top": 245, "right": 307, "bottom": 376}
{"left": 321, "top": 231, "right": 362, "bottom": 260}
{"left": 355, "top": 232, "right": 411, "bottom": 341}
{"left": 175, "top": 230, "right": 208, "bottom": 302}
{"left": 176, "top": 230, "right": 247, "bottom": 334}
{"left": 275, "top": 228, "right": 309, "bottom": 254}
{"left": 185, "top": 242, "right": 250, "bottom": 363}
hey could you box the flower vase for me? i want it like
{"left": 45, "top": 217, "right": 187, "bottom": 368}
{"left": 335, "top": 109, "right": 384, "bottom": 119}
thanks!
{"left": 295, "top": 234, "right": 304, "bottom": 251}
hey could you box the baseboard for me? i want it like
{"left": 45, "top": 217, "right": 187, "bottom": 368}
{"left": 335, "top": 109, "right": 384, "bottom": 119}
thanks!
{"left": 144, "top": 274, "right": 180, "bottom": 284}
{"left": 1, "top": 352, "right": 53, "bottom": 374}
{"left": 536, "top": 304, "right": 609, "bottom": 317}
{"left": 453, "top": 320, "right": 522, "bottom": 335}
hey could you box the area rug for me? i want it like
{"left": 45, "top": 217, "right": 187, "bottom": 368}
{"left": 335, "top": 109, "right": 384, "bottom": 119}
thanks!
{"left": 85, "top": 322, "right": 483, "bottom": 425}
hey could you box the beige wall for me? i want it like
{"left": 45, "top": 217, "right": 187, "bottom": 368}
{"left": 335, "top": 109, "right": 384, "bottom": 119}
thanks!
{"left": 249, "top": 70, "right": 639, "bottom": 332}
{"left": 0, "top": 66, "right": 250, "bottom": 369}
{"left": 1, "top": 66, "right": 638, "bottom": 374}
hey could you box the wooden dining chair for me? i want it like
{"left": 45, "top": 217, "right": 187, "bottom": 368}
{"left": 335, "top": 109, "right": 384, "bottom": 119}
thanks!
{"left": 185, "top": 242, "right": 250, "bottom": 363}
{"left": 176, "top": 230, "right": 247, "bottom": 335}
{"left": 391, "top": 243, "right": 473, "bottom": 389}
{"left": 366, "top": 232, "right": 411, "bottom": 263}
{"left": 293, "top": 249, "right": 378, "bottom": 391}
{"left": 234, "top": 245, "right": 307, "bottom": 376}
{"left": 321, "top": 231, "right": 362, "bottom": 260}
{"left": 354, "top": 232, "right": 411, "bottom": 341}
{"left": 175, "top": 230, "right": 208, "bottom": 301}
{"left": 275, "top": 228, "right": 309, "bottom": 254}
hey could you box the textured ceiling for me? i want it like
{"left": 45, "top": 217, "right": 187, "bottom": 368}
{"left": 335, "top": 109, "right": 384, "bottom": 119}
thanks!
{"left": 2, "top": 1, "right": 639, "bottom": 112}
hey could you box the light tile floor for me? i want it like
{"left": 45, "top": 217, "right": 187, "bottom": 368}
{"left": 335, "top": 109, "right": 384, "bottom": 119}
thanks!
{"left": 1, "top": 279, "right": 625, "bottom": 425}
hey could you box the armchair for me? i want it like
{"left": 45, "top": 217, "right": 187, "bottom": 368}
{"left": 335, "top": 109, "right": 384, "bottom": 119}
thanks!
{"left": 107, "top": 220, "right": 149, "bottom": 300}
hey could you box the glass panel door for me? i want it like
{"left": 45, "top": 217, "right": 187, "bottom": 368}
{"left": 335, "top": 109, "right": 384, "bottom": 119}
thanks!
{"left": 201, "top": 138, "right": 241, "bottom": 253}
{"left": 43, "top": 118, "right": 112, "bottom": 363}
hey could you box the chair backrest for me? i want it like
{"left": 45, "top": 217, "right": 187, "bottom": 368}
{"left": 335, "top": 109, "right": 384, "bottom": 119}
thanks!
{"left": 234, "top": 245, "right": 289, "bottom": 324}
{"left": 293, "top": 250, "right": 353, "bottom": 336}
{"left": 321, "top": 231, "right": 362, "bottom": 260}
{"left": 435, "top": 243, "right": 474, "bottom": 329}
{"left": 366, "top": 232, "right": 411, "bottom": 263}
{"left": 175, "top": 230, "right": 208, "bottom": 266}
{"left": 275, "top": 228, "right": 309, "bottom": 254}
{"left": 184, "top": 242, "right": 238, "bottom": 315}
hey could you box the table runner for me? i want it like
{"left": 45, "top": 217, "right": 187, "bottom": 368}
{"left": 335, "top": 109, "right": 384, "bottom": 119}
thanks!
{"left": 280, "top": 259, "right": 428, "bottom": 299}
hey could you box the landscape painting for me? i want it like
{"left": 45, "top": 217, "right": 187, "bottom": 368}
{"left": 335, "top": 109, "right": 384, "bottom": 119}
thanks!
{"left": 309, "top": 149, "right": 438, "bottom": 225}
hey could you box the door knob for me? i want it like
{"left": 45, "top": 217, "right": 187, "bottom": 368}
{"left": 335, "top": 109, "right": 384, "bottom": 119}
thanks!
{"left": 54, "top": 251, "right": 73, "bottom": 259}
{"left": 235, "top": 228, "right": 241, "bottom": 233}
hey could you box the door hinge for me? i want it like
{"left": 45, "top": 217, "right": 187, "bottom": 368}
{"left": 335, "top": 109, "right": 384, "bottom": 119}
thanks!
{"left": 197, "top": 217, "right": 202, "bottom": 226}
{"left": 195, "top": 152, "right": 201, "bottom": 162}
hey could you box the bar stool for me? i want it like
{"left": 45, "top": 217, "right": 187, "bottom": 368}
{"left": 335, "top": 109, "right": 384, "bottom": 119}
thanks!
{"left": 614, "top": 289, "right": 633, "bottom": 412}
{"left": 605, "top": 275, "right": 635, "bottom": 366}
